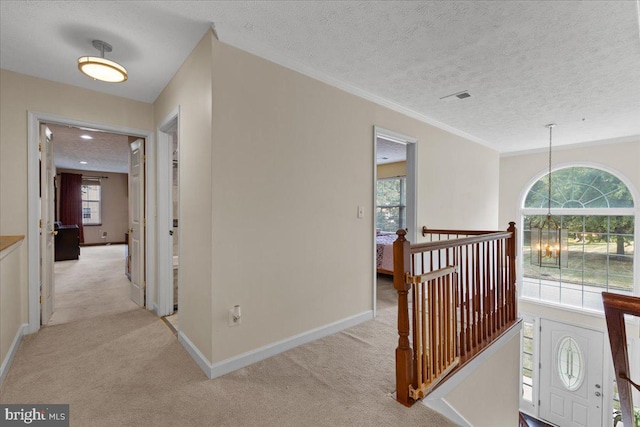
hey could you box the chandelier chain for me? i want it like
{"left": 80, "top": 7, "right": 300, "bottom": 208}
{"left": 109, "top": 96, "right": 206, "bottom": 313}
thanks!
{"left": 547, "top": 125, "right": 553, "bottom": 216}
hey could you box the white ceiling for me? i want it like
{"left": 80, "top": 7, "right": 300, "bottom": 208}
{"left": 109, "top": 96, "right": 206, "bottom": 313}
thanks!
{"left": 2, "top": 1, "right": 639, "bottom": 154}
{"left": 47, "top": 124, "right": 130, "bottom": 174}
{"left": 376, "top": 138, "right": 406, "bottom": 165}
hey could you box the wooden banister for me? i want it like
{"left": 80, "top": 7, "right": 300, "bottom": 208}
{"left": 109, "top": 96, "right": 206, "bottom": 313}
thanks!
{"left": 603, "top": 292, "right": 640, "bottom": 427}
{"left": 393, "top": 223, "right": 518, "bottom": 406}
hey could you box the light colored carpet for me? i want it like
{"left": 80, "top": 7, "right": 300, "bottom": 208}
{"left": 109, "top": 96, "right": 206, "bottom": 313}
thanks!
{"left": 49, "top": 244, "right": 139, "bottom": 325}
{"left": 0, "top": 272, "right": 454, "bottom": 426}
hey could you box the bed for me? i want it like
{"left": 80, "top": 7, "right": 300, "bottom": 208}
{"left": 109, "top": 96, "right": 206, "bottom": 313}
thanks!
{"left": 376, "top": 231, "right": 397, "bottom": 275}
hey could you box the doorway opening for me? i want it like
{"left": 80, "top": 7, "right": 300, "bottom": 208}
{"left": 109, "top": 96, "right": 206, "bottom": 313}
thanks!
{"left": 156, "top": 107, "right": 180, "bottom": 328}
{"left": 27, "top": 112, "right": 154, "bottom": 332}
{"left": 373, "top": 127, "right": 417, "bottom": 316}
{"left": 157, "top": 111, "right": 180, "bottom": 331}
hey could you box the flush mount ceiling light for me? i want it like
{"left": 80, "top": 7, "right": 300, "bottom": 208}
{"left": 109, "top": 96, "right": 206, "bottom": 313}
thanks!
{"left": 78, "top": 40, "right": 127, "bottom": 83}
{"left": 80, "top": 135, "right": 93, "bottom": 140}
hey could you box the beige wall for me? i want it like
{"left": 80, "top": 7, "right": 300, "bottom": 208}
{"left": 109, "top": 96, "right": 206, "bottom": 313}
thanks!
{"left": 499, "top": 139, "right": 640, "bottom": 228}
{"left": 377, "top": 161, "right": 406, "bottom": 179}
{"left": 445, "top": 332, "right": 521, "bottom": 426}
{"left": 56, "top": 169, "right": 128, "bottom": 245}
{"left": 0, "top": 69, "right": 153, "bottom": 357}
{"left": 0, "top": 240, "right": 24, "bottom": 373}
{"left": 153, "top": 31, "right": 214, "bottom": 361}
{"left": 208, "top": 39, "right": 500, "bottom": 363}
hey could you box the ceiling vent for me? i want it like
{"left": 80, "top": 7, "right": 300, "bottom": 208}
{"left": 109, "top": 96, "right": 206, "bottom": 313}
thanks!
{"left": 440, "top": 90, "right": 471, "bottom": 102}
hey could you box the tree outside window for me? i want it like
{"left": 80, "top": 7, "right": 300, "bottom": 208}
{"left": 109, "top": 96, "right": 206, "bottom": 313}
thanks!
{"left": 81, "top": 182, "right": 101, "bottom": 225}
{"left": 376, "top": 177, "right": 406, "bottom": 232}
{"left": 522, "top": 167, "right": 635, "bottom": 311}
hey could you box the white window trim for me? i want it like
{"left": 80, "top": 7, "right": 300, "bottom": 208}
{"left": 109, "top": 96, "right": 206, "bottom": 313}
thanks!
{"left": 376, "top": 175, "right": 407, "bottom": 231}
{"left": 519, "top": 313, "right": 540, "bottom": 417}
{"left": 81, "top": 181, "right": 102, "bottom": 226}
{"left": 517, "top": 162, "right": 640, "bottom": 310}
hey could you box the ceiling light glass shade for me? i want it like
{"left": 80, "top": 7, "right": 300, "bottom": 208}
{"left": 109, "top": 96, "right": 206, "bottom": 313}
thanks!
{"left": 78, "top": 56, "right": 127, "bottom": 83}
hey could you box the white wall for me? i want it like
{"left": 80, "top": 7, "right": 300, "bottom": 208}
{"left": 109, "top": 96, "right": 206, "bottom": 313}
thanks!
{"left": 499, "top": 138, "right": 640, "bottom": 416}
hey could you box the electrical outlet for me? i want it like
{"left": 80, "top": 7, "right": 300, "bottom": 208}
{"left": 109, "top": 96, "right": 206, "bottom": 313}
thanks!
{"left": 357, "top": 205, "right": 364, "bottom": 219}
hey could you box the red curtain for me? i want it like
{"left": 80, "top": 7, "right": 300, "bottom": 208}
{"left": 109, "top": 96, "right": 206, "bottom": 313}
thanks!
{"left": 59, "top": 173, "right": 84, "bottom": 243}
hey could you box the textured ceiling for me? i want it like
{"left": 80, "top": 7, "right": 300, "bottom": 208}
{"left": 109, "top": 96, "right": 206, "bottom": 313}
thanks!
{"left": 47, "top": 124, "right": 129, "bottom": 174}
{"left": 2, "top": 1, "right": 639, "bottom": 153}
{"left": 376, "top": 138, "right": 406, "bottom": 165}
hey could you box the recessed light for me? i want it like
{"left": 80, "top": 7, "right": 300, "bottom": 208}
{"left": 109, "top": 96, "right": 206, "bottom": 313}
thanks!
{"left": 79, "top": 161, "right": 88, "bottom": 164}
{"left": 80, "top": 135, "right": 93, "bottom": 140}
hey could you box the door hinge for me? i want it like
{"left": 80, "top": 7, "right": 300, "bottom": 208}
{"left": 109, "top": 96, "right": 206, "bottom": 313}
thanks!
{"left": 39, "top": 295, "right": 42, "bottom": 304}
{"left": 38, "top": 142, "right": 42, "bottom": 152}
{"left": 538, "top": 400, "right": 541, "bottom": 406}
{"left": 539, "top": 362, "right": 542, "bottom": 369}
{"left": 39, "top": 219, "right": 43, "bottom": 229}
{"left": 143, "top": 155, "right": 147, "bottom": 162}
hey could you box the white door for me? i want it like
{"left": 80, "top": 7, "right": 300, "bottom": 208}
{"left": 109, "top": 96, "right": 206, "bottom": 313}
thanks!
{"left": 128, "top": 138, "right": 145, "bottom": 306}
{"left": 539, "top": 319, "right": 604, "bottom": 427}
{"left": 40, "top": 124, "right": 55, "bottom": 324}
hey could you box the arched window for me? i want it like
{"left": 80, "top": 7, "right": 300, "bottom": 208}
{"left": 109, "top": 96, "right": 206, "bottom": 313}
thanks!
{"left": 521, "top": 166, "right": 636, "bottom": 311}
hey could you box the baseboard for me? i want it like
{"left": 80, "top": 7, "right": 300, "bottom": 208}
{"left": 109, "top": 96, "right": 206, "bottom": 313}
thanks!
{"left": 178, "top": 331, "right": 213, "bottom": 378}
{"left": 80, "top": 242, "right": 127, "bottom": 247}
{"left": 180, "top": 310, "right": 374, "bottom": 379}
{"left": 0, "top": 323, "right": 28, "bottom": 387}
{"left": 423, "top": 398, "right": 473, "bottom": 427}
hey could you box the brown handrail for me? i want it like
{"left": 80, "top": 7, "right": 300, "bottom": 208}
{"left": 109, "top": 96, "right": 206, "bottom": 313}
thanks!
{"left": 603, "top": 292, "right": 640, "bottom": 427}
{"left": 422, "top": 226, "right": 503, "bottom": 236}
{"left": 393, "top": 222, "right": 518, "bottom": 406}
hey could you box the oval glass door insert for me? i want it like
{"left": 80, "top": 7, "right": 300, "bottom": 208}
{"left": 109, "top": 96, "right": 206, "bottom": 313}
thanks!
{"left": 557, "top": 336, "right": 584, "bottom": 391}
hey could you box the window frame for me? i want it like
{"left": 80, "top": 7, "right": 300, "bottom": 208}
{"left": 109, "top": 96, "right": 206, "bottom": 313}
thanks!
{"left": 81, "top": 180, "right": 102, "bottom": 226}
{"left": 519, "top": 313, "right": 539, "bottom": 417}
{"left": 376, "top": 175, "right": 407, "bottom": 232}
{"left": 518, "top": 163, "right": 639, "bottom": 313}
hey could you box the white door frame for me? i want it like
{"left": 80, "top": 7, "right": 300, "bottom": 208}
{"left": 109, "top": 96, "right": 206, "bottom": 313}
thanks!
{"left": 521, "top": 314, "right": 615, "bottom": 427}
{"left": 372, "top": 126, "right": 418, "bottom": 317}
{"left": 26, "top": 111, "right": 156, "bottom": 333}
{"left": 156, "top": 107, "right": 180, "bottom": 317}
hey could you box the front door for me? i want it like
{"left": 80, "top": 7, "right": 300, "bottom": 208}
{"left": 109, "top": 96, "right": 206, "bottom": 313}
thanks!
{"left": 539, "top": 319, "right": 604, "bottom": 427}
{"left": 128, "top": 138, "right": 145, "bottom": 306}
{"left": 40, "top": 124, "right": 55, "bottom": 324}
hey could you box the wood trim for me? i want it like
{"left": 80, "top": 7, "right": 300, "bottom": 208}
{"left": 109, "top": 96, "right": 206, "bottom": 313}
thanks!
{"left": 410, "top": 231, "right": 512, "bottom": 253}
{"left": 0, "top": 235, "right": 25, "bottom": 252}
{"left": 602, "top": 292, "right": 640, "bottom": 427}
{"left": 393, "top": 224, "right": 518, "bottom": 406}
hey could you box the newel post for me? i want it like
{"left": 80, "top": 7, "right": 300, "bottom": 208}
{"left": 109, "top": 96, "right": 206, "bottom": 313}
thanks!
{"left": 393, "top": 229, "right": 414, "bottom": 406}
{"left": 507, "top": 222, "right": 517, "bottom": 320}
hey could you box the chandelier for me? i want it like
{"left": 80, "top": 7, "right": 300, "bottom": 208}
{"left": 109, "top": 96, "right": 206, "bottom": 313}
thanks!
{"left": 530, "top": 124, "right": 568, "bottom": 268}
